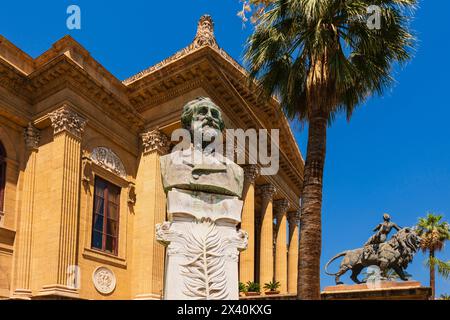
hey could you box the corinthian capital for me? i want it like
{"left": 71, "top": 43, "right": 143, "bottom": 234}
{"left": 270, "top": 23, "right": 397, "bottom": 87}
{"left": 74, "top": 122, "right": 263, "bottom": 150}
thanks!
{"left": 287, "top": 210, "right": 300, "bottom": 226}
{"left": 24, "top": 123, "right": 40, "bottom": 150}
{"left": 49, "top": 105, "right": 87, "bottom": 139}
{"left": 141, "top": 130, "right": 170, "bottom": 155}
{"left": 257, "top": 184, "right": 276, "bottom": 201}
{"left": 243, "top": 165, "right": 260, "bottom": 185}
{"left": 274, "top": 199, "right": 290, "bottom": 219}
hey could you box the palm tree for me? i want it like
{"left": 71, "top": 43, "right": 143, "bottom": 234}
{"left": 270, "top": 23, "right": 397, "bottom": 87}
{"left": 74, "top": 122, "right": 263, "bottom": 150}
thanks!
{"left": 416, "top": 213, "right": 450, "bottom": 300}
{"left": 244, "top": 0, "right": 416, "bottom": 299}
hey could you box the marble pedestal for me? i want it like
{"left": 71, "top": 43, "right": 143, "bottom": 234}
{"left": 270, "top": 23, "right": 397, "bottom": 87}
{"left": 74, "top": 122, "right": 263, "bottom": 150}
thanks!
{"left": 156, "top": 188, "right": 248, "bottom": 300}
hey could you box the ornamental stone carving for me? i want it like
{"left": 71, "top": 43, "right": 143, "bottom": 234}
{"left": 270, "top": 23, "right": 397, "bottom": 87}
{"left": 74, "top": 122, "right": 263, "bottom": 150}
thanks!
{"left": 274, "top": 199, "right": 290, "bottom": 219}
{"left": 141, "top": 130, "right": 170, "bottom": 155}
{"left": 127, "top": 182, "right": 136, "bottom": 205}
{"left": 81, "top": 151, "right": 93, "bottom": 185}
{"left": 24, "top": 123, "right": 40, "bottom": 150}
{"left": 192, "top": 15, "right": 218, "bottom": 49}
{"left": 287, "top": 210, "right": 300, "bottom": 227}
{"left": 49, "top": 105, "right": 87, "bottom": 139}
{"left": 287, "top": 210, "right": 300, "bottom": 231}
{"left": 243, "top": 165, "right": 260, "bottom": 186}
{"left": 91, "top": 147, "right": 127, "bottom": 179}
{"left": 157, "top": 217, "right": 248, "bottom": 299}
{"left": 92, "top": 266, "right": 116, "bottom": 295}
{"left": 258, "top": 184, "right": 277, "bottom": 201}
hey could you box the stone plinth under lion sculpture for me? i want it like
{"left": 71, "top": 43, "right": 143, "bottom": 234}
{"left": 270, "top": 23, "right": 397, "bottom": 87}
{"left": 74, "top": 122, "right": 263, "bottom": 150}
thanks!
{"left": 156, "top": 97, "right": 248, "bottom": 300}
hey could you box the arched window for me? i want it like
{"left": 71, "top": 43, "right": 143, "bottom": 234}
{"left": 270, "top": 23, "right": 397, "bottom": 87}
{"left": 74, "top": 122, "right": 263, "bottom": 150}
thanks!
{"left": 0, "top": 142, "right": 6, "bottom": 212}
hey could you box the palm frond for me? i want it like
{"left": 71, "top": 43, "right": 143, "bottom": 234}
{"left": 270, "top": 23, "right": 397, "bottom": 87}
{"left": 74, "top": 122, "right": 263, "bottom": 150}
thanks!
{"left": 417, "top": 213, "right": 450, "bottom": 252}
{"left": 244, "top": 0, "right": 416, "bottom": 124}
{"left": 426, "top": 257, "right": 450, "bottom": 280}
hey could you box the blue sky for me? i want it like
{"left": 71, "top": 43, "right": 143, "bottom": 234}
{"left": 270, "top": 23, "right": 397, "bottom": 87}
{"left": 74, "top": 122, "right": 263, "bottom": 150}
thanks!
{"left": 1, "top": 1, "right": 449, "bottom": 296}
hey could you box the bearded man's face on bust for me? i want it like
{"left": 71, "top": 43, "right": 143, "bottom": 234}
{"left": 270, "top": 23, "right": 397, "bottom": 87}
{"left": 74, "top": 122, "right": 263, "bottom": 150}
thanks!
{"left": 191, "top": 103, "right": 222, "bottom": 142}
{"left": 182, "top": 97, "right": 225, "bottom": 149}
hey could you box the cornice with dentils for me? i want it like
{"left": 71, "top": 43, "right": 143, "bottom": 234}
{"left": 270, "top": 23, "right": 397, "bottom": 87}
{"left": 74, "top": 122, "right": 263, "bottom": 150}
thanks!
{"left": 0, "top": 35, "right": 145, "bottom": 130}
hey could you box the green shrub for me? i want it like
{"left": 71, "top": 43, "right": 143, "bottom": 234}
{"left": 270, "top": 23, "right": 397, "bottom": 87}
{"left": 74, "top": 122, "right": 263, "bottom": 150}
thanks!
{"left": 245, "top": 281, "right": 261, "bottom": 293}
{"left": 263, "top": 281, "right": 281, "bottom": 291}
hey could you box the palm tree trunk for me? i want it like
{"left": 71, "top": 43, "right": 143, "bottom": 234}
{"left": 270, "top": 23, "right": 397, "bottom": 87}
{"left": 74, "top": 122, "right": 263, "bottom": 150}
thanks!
{"left": 430, "top": 250, "right": 435, "bottom": 300}
{"left": 297, "top": 111, "right": 327, "bottom": 300}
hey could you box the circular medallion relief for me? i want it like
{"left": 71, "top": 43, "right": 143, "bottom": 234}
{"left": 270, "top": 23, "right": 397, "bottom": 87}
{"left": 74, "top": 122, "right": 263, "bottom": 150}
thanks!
{"left": 92, "top": 266, "right": 116, "bottom": 295}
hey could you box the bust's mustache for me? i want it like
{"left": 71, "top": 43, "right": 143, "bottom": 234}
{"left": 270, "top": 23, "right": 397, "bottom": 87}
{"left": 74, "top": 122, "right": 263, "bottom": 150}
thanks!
{"left": 196, "top": 118, "right": 221, "bottom": 131}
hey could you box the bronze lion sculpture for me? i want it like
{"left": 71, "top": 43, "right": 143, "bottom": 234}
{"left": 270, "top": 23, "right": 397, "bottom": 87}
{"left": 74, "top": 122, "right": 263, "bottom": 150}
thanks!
{"left": 325, "top": 228, "right": 421, "bottom": 285}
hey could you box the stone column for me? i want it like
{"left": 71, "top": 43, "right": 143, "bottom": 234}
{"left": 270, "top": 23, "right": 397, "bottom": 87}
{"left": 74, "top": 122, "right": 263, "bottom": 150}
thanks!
{"left": 39, "top": 105, "right": 86, "bottom": 298}
{"left": 132, "top": 130, "right": 170, "bottom": 300}
{"left": 274, "top": 199, "right": 290, "bottom": 293}
{"left": 239, "top": 165, "right": 259, "bottom": 284}
{"left": 12, "top": 124, "right": 40, "bottom": 299}
{"left": 287, "top": 210, "right": 300, "bottom": 294}
{"left": 257, "top": 184, "right": 276, "bottom": 289}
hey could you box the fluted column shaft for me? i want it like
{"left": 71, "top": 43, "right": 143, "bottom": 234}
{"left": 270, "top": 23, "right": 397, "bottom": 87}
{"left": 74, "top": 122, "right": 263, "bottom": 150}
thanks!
{"left": 55, "top": 133, "right": 81, "bottom": 286}
{"left": 132, "top": 130, "right": 170, "bottom": 300}
{"left": 13, "top": 124, "right": 40, "bottom": 298}
{"left": 274, "top": 199, "right": 289, "bottom": 293}
{"left": 38, "top": 106, "right": 87, "bottom": 297}
{"left": 287, "top": 211, "right": 300, "bottom": 294}
{"left": 239, "top": 165, "right": 260, "bottom": 284}
{"left": 258, "top": 184, "right": 276, "bottom": 289}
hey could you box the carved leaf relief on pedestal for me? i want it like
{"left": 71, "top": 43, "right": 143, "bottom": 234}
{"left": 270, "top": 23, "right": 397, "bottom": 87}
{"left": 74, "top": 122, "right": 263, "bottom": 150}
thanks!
{"left": 181, "top": 220, "right": 228, "bottom": 300}
{"left": 156, "top": 218, "right": 248, "bottom": 300}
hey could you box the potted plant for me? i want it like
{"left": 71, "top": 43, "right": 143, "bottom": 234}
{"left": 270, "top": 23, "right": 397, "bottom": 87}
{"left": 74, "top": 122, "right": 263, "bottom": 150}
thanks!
{"left": 263, "top": 281, "right": 280, "bottom": 295}
{"left": 239, "top": 282, "right": 246, "bottom": 297}
{"left": 244, "top": 281, "right": 261, "bottom": 296}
